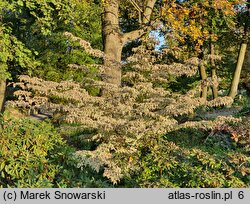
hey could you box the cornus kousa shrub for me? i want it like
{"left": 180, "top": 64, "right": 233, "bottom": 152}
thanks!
{"left": 9, "top": 33, "right": 245, "bottom": 186}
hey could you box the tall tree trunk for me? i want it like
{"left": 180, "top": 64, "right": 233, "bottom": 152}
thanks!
{"left": 102, "top": 0, "right": 123, "bottom": 85}
{"left": 210, "top": 43, "right": 218, "bottom": 99}
{"left": 102, "top": 0, "right": 156, "bottom": 85}
{"left": 229, "top": 0, "right": 249, "bottom": 99}
{"left": 229, "top": 43, "right": 248, "bottom": 98}
{"left": 0, "top": 22, "right": 6, "bottom": 113}
{"left": 0, "top": 79, "right": 6, "bottom": 113}
{"left": 198, "top": 49, "right": 208, "bottom": 101}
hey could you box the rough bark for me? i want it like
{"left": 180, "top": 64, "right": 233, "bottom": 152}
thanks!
{"left": 210, "top": 43, "right": 218, "bottom": 99}
{"left": 102, "top": 0, "right": 156, "bottom": 85}
{"left": 102, "top": 0, "right": 123, "bottom": 85}
{"left": 0, "top": 79, "right": 6, "bottom": 113}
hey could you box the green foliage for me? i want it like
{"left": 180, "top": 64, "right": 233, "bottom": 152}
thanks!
{"left": 1, "top": 0, "right": 102, "bottom": 82}
{"left": 0, "top": 117, "right": 64, "bottom": 187}
{"left": 4, "top": 0, "right": 74, "bottom": 35}
{"left": 69, "top": 0, "right": 102, "bottom": 49}
{"left": 0, "top": 116, "right": 110, "bottom": 187}
{"left": 0, "top": 0, "right": 53, "bottom": 80}
{"left": 59, "top": 124, "right": 99, "bottom": 151}
{"left": 83, "top": 85, "right": 101, "bottom": 96}
{"left": 134, "top": 131, "right": 250, "bottom": 188}
{"left": 168, "top": 76, "right": 200, "bottom": 94}
{"left": 237, "top": 106, "right": 250, "bottom": 116}
{"left": 0, "top": 26, "right": 37, "bottom": 80}
{"left": 48, "top": 95, "right": 78, "bottom": 105}
{"left": 28, "top": 0, "right": 102, "bottom": 82}
{"left": 31, "top": 34, "right": 101, "bottom": 82}
{"left": 163, "top": 128, "right": 207, "bottom": 147}
{"left": 232, "top": 93, "right": 250, "bottom": 107}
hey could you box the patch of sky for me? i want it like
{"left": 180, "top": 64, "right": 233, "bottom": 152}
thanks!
{"left": 150, "top": 30, "right": 165, "bottom": 51}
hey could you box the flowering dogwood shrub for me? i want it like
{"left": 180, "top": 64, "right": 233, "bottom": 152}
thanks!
{"left": 8, "top": 34, "right": 242, "bottom": 185}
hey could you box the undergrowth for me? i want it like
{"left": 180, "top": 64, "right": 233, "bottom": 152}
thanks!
{"left": 0, "top": 114, "right": 111, "bottom": 188}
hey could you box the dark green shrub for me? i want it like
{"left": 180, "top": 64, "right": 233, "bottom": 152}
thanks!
{"left": 237, "top": 106, "right": 250, "bottom": 116}
{"left": 0, "top": 116, "right": 109, "bottom": 187}
{"left": 0, "top": 117, "right": 63, "bottom": 187}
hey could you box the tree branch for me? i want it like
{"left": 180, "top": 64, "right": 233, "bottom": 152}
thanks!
{"left": 121, "top": 0, "right": 157, "bottom": 44}
{"left": 143, "top": 0, "right": 157, "bottom": 24}
{"left": 122, "top": 28, "right": 145, "bottom": 44}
